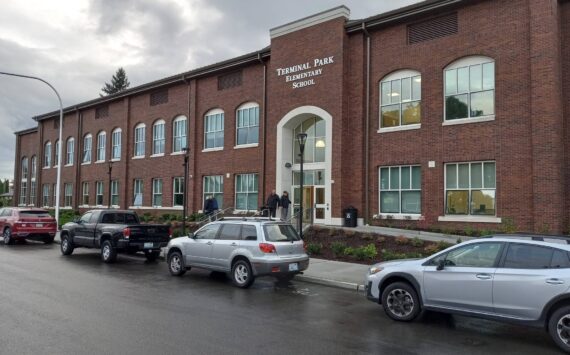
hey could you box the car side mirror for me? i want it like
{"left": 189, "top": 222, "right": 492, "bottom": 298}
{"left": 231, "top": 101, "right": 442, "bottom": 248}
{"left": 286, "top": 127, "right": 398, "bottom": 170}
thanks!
{"left": 188, "top": 233, "right": 195, "bottom": 239}
{"left": 74, "top": 218, "right": 82, "bottom": 224}
{"left": 436, "top": 259, "right": 445, "bottom": 271}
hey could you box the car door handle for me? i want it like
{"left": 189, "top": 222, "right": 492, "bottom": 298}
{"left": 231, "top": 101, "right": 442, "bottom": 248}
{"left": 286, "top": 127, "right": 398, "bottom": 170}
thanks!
{"left": 206, "top": 241, "right": 213, "bottom": 246}
{"left": 476, "top": 273, "right": 492, "bottom": 280}
{"left": 546, "top": 278, "right": 565, "bottom": 285}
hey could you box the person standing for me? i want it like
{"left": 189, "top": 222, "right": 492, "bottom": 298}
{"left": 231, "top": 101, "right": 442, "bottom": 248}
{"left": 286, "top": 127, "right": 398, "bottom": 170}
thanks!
{"left": 210, "top": 195, "right": 219, "bottom": 220}
{"left": 280, "top": 191, "right": 291, "bottom": 221}
{"left": 266, "top": 189, "right": 280, "bottom": 219}
{"left": 203, "top": 196, "right": 213, "bottom": 218}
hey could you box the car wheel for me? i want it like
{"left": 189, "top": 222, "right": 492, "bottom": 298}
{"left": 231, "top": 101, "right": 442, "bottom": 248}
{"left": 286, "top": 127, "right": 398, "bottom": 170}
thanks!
{"left": 44, "top": 235, "right": 55, "bottom": 244}
{"left": 231, "top": 259, "right": 255, "bottom": 289}
{"left": 548, "top": 306, "right": 570, "bottom": 353}
{"left": 381, "top": 282, "right": 421, "bottom": 322}
{"left": 144, "top": 250, "right": 160, "bottom": 262}
{"left": 3, "top": 228, "right": 14, "bottom": 245}
{"left": 60, "top": 234, "right": 74, "bottom": 255}
{"left": 101, "top": 240, "right": 117, "bottom": 263}
{"left": 168, "top": 251, "right": 186, "bottom": 276}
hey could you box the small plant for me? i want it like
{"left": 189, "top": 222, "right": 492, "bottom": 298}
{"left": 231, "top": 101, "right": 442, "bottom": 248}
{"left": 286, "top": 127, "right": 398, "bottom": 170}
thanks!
{"left": 331, "top": 242, "right": 347, "bottom": 256}
{"left": 360, "top": 233, "right": 373, "bottom": 241}
{"left": 172, "top": 229, "right": 182, "bottom": 239}
{"left": 464, "top": 225, "right": 474, "bottom": 237}
{"left": 343, "top": 247, "right": 355, "bottom": 256}
{"left": 479, "top": 229, "right": 491, "bottom": 237}
{"left": 382, "top": 249, "right": 407, "bottom": 261}
{"left": 410, "top": 237, "right": 424, "bottom": 247}
{"left": 353, "top": 244, "right": 378, "bottom": 260}
{"left": 501, "top": 217, "right": 517, "bottom": 234}
{"left": 456, "top": 237, "right": 463, "bottom": 244}
{"left": 423, "top": 244, "right": 439, "bottom": 255}
{"left": 436, "top": 241, "right": 453, "bottom": 251}
{"left": 395, "top": 236, "right": 409, "bottom": 245}
{"left": 306, "top": 243, "right": 322, "bottom": 255}
{"left": 328, "top": 228, "right": 337, "bottom": 237}
{"left": 345, "top": 229, "right": 356, "bottom": 237}
{"left": 441, "top": 227, "right": 455, "bottom": 236}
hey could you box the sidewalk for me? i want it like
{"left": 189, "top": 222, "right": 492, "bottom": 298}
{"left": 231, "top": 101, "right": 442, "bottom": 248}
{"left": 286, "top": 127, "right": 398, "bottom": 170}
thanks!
{"left": 297, "top": 258, "right": 368, "bottom": 291}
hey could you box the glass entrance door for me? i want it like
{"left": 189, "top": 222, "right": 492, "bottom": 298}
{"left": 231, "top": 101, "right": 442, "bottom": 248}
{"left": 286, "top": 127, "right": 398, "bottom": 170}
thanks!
{"left": 314, "top": 186, "right": 327, "bottom": 224}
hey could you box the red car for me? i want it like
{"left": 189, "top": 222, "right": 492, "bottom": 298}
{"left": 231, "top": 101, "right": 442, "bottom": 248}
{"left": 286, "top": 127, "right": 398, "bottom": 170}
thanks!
{"left": 0, "top": 207, "right": 57, "bottom": 245}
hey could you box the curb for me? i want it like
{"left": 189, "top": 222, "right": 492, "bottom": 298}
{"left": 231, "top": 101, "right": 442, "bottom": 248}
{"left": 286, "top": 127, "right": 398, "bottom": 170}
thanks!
{"left": 296, "top": 274, "right": 364, "bottom": 292}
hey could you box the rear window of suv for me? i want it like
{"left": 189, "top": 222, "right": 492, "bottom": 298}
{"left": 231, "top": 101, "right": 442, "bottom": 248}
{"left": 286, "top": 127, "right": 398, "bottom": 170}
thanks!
{"left": 263, "top": 224, "right": 301, "bottom": 242}
{"left": 502, "top": 243, "right": 570, "bottom": 269}
{"left": 20, "top": 210, "right": 51, "bottom": 218}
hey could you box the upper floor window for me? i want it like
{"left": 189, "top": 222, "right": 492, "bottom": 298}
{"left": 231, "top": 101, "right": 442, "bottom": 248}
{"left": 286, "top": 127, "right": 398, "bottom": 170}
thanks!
{"left": 445, "top": 161, "right": 496, "bottom": 216}
{"left": 54, "top": 140, "right": 60, "bottom": 167}
{"left": 112, "top": 128, "right": 121, "bottom": 160}
{"left": 172, "top": 116, "right": 187, "bottom": 153}
{"left": 44, "top": 141, "right": 51, "bottom": 168}
{"left": 293, "top": 117, "right": 325, "bottom": 164}
{"left": 97, "top": 131, "right": 106, "bottom": 162}
{"left": 134, "top": 123, "right": 145, "bottom": 157}
{"left": 444, "top": 56, "right": 495, "bottom": 121}
{"left": 380, "top": 70, "right": 421, "bottom": 129}
{"left": 83, "top": 134, "right": 92, "bottom": 163}
{"left": 66, "top": 137, "right": 75, "bottom": 165}
{"left": 21, "top": 157, "right": 28, "bottom": 181}
{"left": 153, "top": 120, "right": 166, "bottom": 155}
{"left": 204, "top": 109, "right": 224, "bottom": 149}
{"left": 30, "top": 156, "right": 37, "bottom": 180}
{"left": 236, "top": 103, "right": 259, "bottom": 146}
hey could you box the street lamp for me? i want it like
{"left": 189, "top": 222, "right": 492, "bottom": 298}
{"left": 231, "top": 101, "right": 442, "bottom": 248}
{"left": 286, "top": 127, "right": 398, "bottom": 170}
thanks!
{"left": 182, "top": 147, "right": 190, "bottom": 236}
{"left": 107, "top": 161, "right": 113, "bottom": 209}
{"left": 296, "top": 133, "right": 307, "bottom": 239}
{"left": 0, "top": 71, "right": 63, "bottom": 229}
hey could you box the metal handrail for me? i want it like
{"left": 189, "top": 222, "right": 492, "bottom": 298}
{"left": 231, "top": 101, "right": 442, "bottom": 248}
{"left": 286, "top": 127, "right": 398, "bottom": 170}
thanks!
{"left": 196, "top": 206, "right": 234, "bottom": 226}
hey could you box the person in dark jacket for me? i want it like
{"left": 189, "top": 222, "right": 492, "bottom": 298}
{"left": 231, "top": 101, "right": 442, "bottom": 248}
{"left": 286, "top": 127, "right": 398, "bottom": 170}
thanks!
{"left": 203, "top": 196, "right": 213, "bottom": 218}
{"left": 280, "top": 191, "right": 291, "bottom": 221}
{"left": 266, "top": 189, "right": 280, "bottom": 218}
{"left": 210, "top": 196, "right": 219, "bottom": 220}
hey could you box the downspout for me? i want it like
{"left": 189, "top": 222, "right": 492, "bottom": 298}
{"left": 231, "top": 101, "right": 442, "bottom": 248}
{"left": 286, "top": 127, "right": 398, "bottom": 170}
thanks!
{"left": 258, "top": 53, "right": 268, "bottom": 203}
{"left": 363, "top": 23, "right": 371, "bottom": 224}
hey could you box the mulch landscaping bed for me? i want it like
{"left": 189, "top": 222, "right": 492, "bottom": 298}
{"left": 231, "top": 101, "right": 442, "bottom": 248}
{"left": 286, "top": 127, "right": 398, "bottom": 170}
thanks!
{"left": 303, "top": 226, "right": 454, "bottom": 265}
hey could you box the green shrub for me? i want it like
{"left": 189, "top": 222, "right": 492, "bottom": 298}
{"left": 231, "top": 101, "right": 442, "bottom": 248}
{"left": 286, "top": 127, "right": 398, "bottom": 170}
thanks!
{"left": 331, "top": 242, "right": 347, "bottom": 256}
{"left": 172, "top": 229, "right": 182, "bottom": 239}
{"left": 382, "top": 249, "right": 407, "bottom": 261}
{"left": 353, "top": 244, "right": 377, "bottom": 260}
{"left": 501, "top": 217, "right": 517, "bottom": 234}
{"left": 464, "top": 226, "right": 474, "bottom": 237}
{"left": 436, "top": 241, "right": 453, "bottom": 252}
{"left": 410, "top": 237, "right": 424, "bottom": 247}
{"left": 343, "top": 247, "right": 355, "bottom": 256}
{"left": 306, "top": 243, "right": 322, "bottom": 255}
{"left": 395, "top": 236, "right": 409, "bottom": 245}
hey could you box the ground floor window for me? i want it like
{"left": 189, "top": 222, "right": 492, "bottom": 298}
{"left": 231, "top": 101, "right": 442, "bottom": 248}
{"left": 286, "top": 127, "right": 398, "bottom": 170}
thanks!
{"left": 96, "top": 181, "right": 104, "bottom": 206}
{"left": 133, "top": 179, "right": 143, "bottom": 206}
{"left": 30, "top": 181, "right": 36, "bottom": 206}
{"left": 235, "top": 173, "right": 258, "bottom": 211}
{"left": 203, "top": 175, "right": 223, "bottom": 209}
{"left": 52, "top": 184, "right": 57, "bottom": 206}
{"left": 111, "top": 180, "right": 119, "bottom": 206}
{"left": 42, "top": 184, "right": 50, "bottom": 207}
{"left": 379, "top": 165, "right": 421, "bottom": 214}
{"left": 82, "top": 182, "right": 89, "bottom": 206}
{"left": 153, "top": 179, "right": 163, "bottom": 207}
{"left": 64, "top": 183, "right": 73, "bottom": 207}
{"left": 173, "top": 177, "right": 184, "bottom": 207}
{"left": 445, "top": 161, "right": 496, "bottom": 215}
{"left": 19, "top": 180, "right": 27, "bottom": 206}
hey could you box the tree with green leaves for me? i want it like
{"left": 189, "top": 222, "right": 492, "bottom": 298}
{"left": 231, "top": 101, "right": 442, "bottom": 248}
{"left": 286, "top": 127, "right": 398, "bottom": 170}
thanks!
{"left": 101, "top": 67, "right": 130, "bottom": 96}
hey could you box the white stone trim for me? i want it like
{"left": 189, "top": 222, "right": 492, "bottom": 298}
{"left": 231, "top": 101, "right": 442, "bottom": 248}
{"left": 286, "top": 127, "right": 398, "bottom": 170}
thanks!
{"left": 438, "top": 215, "right": 502, "bottom": 223}
{"left": 378, "top": 124, "right": 421, "bottom": 134}
{"left": 110, "top": 158, "right": 120, "bottom": 162}
{"left": 442, "top": 115, "right": 495, "bottom": 126}
{"left": 94, "top": 160, "right": 106, "bottom": 164}
{"left": 170, "top": 151, "right": 185, "bottom": 156}
{"left": 202, "top": 147, "right": 224, "bottom": 153}
{"left": 270, "top": 6, "right": 350, "bottom": 38}
{"left": 378, "top": 214, "right": 422, "bottom": 221}
{"left": 150, "top": 153, "right": 165, "bottom": 158}
{"left": 234, "top": 143, "right": 259, "bottom": 150}
{"left": 132, "top": 156, "right": 145, "bottom": 160}
{"left": 81, "top": 162, "right": 91, "bottom": 166}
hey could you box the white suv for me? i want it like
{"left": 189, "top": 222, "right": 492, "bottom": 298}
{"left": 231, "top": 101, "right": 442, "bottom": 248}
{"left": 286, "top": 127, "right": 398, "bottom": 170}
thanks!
{"left": 165, "top": 218, "right": 309, "bottom": 288}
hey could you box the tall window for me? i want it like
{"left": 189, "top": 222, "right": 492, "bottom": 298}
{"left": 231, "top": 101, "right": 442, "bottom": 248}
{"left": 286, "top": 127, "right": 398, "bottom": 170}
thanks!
{"left": 20, "top": 157, "right": 28, "bottom": 205}
{"left": 152, "top": 179, "right": 163, "bottom": 207}
{"left": 134, "top": 124, "right": 146, "bottom": 157}
{"left": 112, "top": 128, "right": 121, "bottom": 160}
{"left": 82, "top": 182, "right": 89, "bottom": 206}
{"left": 444, "top": 56, "right": 495, "bottom": 121}
{"left": 133, "top": 179, "right": 143, "bottom": 206}
{"left": 445, "top": 161, "right": 496, "bottom": 215}
{"left": 380, "top": 70, "right": 421, "bottom": 128}
{"left": 203, "top": 175, "right": 223, "bottom": 209}
{"left": 52, "top": 184, "right": 57, "bottom": 206}
{"left": 42, "top": 184, "right": 50, "bottom": 207}
{"left": 380, "top": 166, "right": 421, "bottom": 214}
{"left": 66, "top": 137, "right": 75, "bottom": 165}
{"left": 64, "top": 183, "right": 72, "bottom": 207}
{"left": 293, "top": 117, "right": 325, "bottom": 164}
{"left": 173, "top": 116, "right": 187, "bottom": 153}
{"left": 30, "top": 156, "right": 37, "bottom": 206}
{"left": 153, "top": 120, "right": 165, "bottom": 155}
{"left": 235, "top": 173, "right": 258, "bottom": 211}
{"left": 44, "top": 141, "right": 51, "bottom": 167}
{"left": 236, "top": 103, "right": 259, "bottom": 145}
{"left": 97, "top": 131, "right": 106, "bottom": 161}
{"left": 111, "top": 180, "right": 119, "bottom": 206}
{"left": 83, "top": 134, "right": 92, "bottom": 163}
{"left": 204, "top": 109, "right": 224, "bottom": 149}
{"left": 173, "top": 177, "right": 184, "bottom": 207}
{"left": 54, "top": 140, "right": 60, "bottom": 167}
{"left": 96, "top": 181, "right": 104, "bottom": 206}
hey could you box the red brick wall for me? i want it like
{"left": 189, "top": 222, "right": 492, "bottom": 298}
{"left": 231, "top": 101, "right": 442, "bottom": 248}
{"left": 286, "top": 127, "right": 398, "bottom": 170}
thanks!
{"left": 13, "top": 131, "right": 39, "bottom": 205}
{"left": 562, "top": 1, "right": 570, "bottom": 233}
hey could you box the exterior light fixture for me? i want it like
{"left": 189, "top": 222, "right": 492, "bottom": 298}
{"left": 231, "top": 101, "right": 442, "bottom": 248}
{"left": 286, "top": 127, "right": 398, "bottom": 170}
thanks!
{"left": 296, "top": 132, "right": 308, "bottom": 239}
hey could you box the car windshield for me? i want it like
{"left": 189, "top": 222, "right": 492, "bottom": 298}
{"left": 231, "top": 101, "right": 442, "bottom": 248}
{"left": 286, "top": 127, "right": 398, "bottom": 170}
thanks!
{"left": 20, "top": 211, "right": 51, "bottom": 218}
{"left": 263, "top": 224, "right": 301, "bottom": 242}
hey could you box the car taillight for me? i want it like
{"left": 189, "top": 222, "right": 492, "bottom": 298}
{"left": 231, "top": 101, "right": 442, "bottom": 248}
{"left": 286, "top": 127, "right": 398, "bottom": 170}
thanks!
{"left": 123, "top": 227, "right": 131, "bottom": 239}
{"left": 259, "top": 243, "right": 276, "bottom": 253}
{"left": 168, "top": 227, "right": 173, "bottom": 239}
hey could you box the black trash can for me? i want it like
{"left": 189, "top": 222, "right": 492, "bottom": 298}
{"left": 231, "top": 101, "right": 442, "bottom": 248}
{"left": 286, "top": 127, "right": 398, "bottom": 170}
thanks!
{"left": 259, "top": 206, "right": 269, "bottom": 217}
{"left": 344, "top": 206, "right": 358, "bottom": 227}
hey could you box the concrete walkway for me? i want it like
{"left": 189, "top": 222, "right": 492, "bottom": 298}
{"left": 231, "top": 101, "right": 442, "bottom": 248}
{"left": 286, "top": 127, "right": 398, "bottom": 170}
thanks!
{"left": 345, "top": 225, "right": 474, "bottom": 243}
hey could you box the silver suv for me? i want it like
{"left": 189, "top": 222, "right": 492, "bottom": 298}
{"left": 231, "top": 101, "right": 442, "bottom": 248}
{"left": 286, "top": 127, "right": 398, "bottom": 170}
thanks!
{"left": 165, "top": 218, "right": 309, "bottom": 288}
{"left": 365, "top": 235, "right": 570, "bottom": 353}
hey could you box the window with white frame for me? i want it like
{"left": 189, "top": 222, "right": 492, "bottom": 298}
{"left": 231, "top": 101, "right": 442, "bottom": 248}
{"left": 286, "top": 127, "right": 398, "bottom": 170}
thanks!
{"left": 54, "top": 140, "right": 60, "bottom": 167}
{"left": 112, "top": 128, "right": 121, "bottom": 160}
{"left": 173, "top": 116, "right": 187, "bottom": 153}
{"left": 134, "top": 123, "right": 145, "bottom": 157}
{"left": 235, "top": 173, "right": 258, "bottom": 211}
{"left": 82, "top": 182, "right": 89, "bottom": 206}
{"left": 380, "top": 70, "right": 421, "bottom": 128}
{"left": 152, "top": 179, "right": 163, "bottom": 207}
{"left": 133, "top": 179, "right": 143, "bottom": 205}
{"left": 20, "top": 157, "right": 28, "bottom": 205}
{"left": 96, "top": 181, "right": 104, "bottom": 206}
{"left": 293, "top": 117, "right": 326, "bottom": 164}
{"left": 236, "top": 103, "right": 259, "bottom": 145}
{"left": 445, "top": 161, "right": 496, "bottom": 216}
{"left": 153, "top": 120, "right": 165, "bottom": 155}
{"left": 173, "top": 177, "right": 184, "bottom": 207}
{"left": 52, "top": 184, "right": 57, "bottom": 206}
{"left": 444, "top": 56, "right": 495, "bottom": 121}
{"left": 97, "top": 131, "right": 106, "bottom": 161}
{"left": 83, "top": 134, "right": 92, "bottom": 163}
{"left": 203, "top": 175, "right": 223, "bottom": 209}
{"left": 64, "top": 183, "right": 72, "bottom": 207}
{"left": 42, "top": 184, "right": 50, "bottom": 207}
{"left": 30, "top": 156, "right": 37, "bottom": 206}
{"left": 66, "top": 137, "right": 75, "bottom": 165}
{"left": 111, "top": 180, "right": 119, "bottom": 206}
{"left": 44, "top": 141, "right": 51, "bottom": 167}
{"left": 204, "top": 109, "right": 224, "bottom": 149}
{"left": 380, "top": 165, "right": 421, "bottom": 214}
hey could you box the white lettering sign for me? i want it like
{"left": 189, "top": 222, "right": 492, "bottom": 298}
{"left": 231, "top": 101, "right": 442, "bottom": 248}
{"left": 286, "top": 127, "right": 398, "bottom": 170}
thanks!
{"left": 276, "top": 56, "right": 334, "bottom": 89}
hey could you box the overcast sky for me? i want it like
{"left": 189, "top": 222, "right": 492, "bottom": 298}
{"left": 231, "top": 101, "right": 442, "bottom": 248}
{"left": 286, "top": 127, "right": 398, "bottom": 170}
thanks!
{"left": 0, "top": 0, "right": 421, "bottom": 181}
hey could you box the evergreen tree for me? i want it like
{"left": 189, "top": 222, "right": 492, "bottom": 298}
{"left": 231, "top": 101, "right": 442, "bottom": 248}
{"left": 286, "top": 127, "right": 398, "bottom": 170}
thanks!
{"left": 101, "top": 67, "right": 130, "bottom": 96}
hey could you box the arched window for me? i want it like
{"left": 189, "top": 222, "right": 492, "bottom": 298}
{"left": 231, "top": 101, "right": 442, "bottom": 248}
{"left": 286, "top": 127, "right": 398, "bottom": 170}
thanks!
{"left": 293, "top": 117, "right": 325, "bottom": 164}
{"left": 54, "top": 140, "right": 60, "bottom": 167}
{"left": 172, "top": 116, "right": 187, "bottom": 153}
{"left": 83, "top": 134, "right": 92, "bottom": 163}
{"left": 444, "top": 56, "right": 495, "bottom": 122}
{"left": 30, "top": 156, "right": 37, "bottom": 206}
{"left": 97, "top": 131, "right": 106, "bottom": 161}
{"left": 134, "top": 123, "right": 145, "bottom": 157}
{"left": 43, "top": 141, "right": 51, "bottom": 167}
{"left": 204, "top": 109, "right": 224, "bottom": 150}
{"left": 236, "top": 103, "right": 259, "bottom": 146}
{"left": 66, "top": 137, "right": 75, "bottom": 165}
{"left": 380, "top": 70, "right": 421, "bottom": 129}
{"left": 153, "top": 119, "right": 166, "bottom": 155}
{"left": 112, "top": 128, "right": 122, "bottom": 160}
{"left": 20, "top": 156, "right": 28, "bottom": 205}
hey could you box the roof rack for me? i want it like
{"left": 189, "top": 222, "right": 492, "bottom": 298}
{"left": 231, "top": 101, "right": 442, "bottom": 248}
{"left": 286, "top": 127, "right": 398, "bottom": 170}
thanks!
{"left": 482, "top": 234, "right": 570, "bottom": 244}
{"left": 216, "top": 216, "right": 285, "bottom": 222}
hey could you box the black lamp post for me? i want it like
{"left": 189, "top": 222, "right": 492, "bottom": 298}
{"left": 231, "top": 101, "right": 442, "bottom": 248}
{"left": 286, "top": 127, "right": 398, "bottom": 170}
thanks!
{"left": 182, "top": 147, "right": 190, "bottom": 236}
{"left": 107, "top": 161, "right": 113, "bottom": 209}
{"left": 297, "top": 133, "right": 307, "bottom": 239}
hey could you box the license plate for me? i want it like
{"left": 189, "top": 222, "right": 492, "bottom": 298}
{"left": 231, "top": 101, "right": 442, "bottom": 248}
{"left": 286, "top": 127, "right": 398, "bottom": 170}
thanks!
{"left": 144, "top": 243, "right": 154, "bottom": 249}
{"left": 288, "top": 263, "right": 299, "bottom": 272}
{"left": 36, "top": 223, "right": 43, "bottom": 228}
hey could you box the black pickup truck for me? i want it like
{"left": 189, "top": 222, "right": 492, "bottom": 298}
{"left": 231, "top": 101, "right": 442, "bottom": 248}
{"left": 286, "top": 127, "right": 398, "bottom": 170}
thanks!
{"left": 60, "top": 210, "right": 171, "bottom": 263}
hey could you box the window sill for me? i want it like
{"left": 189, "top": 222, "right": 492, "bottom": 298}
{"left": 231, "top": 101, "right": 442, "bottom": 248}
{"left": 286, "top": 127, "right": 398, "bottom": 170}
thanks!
{"left": 43, "top": 167, "right": 51, "bottom": 170}
{"left": 202, "top": 147, "right": 224, "bottom": 153}
{"left": 94, "top": 160, "right": 106, "bottom": 164}
{"left": 377, "top": 124, "right": 421, "bottom": 134}
{"left": 438, "top": 215, "right": 502, "bottom": 223}
{"left": 234, "top": 143, "right": 259, "bottom": 149}
{"left": 442, "top": 115, "right": 495, "bottom": 126}
{"left": 170, "top": 151, "right": 185, "bottom": 156}
{"left": 132, "top": 156, "right": 145, "bottom": 160}
{"left": 111, "top": 158, "right": 121, "bottom": 162}
{"left": 150, "top": 154, "right": 164, "bottom": 158}
{"left": 81, "top": 162, "right": 91, "bottom": 166}
{"left": 64, "top": 164, "right": 73, "bottom": 167}
{"left": 376, "top": 213, "right": 422, "bottom": 221}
